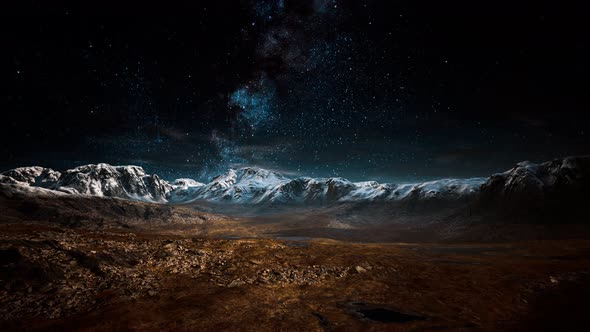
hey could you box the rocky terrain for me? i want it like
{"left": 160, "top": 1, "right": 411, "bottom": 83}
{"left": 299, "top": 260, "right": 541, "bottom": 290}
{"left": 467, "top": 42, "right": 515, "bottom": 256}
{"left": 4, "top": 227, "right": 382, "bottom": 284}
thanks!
{"left": 1, "top": 221, "right": 590, "bottom": 331}
{"left": 0, "top": 225, "right": 351, "bottom": 321}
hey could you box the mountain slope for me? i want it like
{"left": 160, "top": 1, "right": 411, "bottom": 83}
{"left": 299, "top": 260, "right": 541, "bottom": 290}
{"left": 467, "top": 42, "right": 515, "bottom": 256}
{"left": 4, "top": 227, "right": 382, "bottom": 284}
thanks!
{"left": 477, "top": 156, "right": 590, "bottom": 219}
{"left": 480, "top": 156, "right": 590, "bottom": 202}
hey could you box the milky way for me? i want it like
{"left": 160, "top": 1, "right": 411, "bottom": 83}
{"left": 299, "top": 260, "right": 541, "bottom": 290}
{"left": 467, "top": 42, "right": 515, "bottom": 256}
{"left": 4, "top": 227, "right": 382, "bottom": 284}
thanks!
{"left": 2, "top": 1, "right": 589, "bottom": 182}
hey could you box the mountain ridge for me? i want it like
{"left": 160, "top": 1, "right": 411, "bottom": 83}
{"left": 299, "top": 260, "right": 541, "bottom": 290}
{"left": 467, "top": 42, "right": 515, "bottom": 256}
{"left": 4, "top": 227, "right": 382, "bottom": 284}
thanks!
{"left": 1, "top": 156, "right": 588, "bottom": 206}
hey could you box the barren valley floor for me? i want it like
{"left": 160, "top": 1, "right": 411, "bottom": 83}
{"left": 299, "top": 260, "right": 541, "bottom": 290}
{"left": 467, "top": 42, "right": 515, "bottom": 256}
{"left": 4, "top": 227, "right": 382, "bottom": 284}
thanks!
{"left": 1, "top": 220, "right": 590, "bottom": 331}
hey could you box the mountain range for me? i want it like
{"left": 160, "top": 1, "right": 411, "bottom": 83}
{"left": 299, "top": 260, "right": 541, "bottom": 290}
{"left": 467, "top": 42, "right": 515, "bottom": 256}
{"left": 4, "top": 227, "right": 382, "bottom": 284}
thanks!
{"left": 1, "top": 156, "right": 589, "bottom": 208}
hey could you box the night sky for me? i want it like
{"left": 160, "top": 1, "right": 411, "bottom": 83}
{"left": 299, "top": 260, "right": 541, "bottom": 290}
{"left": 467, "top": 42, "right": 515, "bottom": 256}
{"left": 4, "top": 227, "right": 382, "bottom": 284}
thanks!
{"left": 2, "top": 1, "right": 589, "bottom": 183}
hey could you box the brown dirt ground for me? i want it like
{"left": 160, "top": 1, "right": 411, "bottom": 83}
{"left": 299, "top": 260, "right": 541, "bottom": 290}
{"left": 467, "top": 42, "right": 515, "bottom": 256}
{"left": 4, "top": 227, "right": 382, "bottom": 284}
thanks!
{"left": 1, "top": 222, "right": 590, "bottom": 331}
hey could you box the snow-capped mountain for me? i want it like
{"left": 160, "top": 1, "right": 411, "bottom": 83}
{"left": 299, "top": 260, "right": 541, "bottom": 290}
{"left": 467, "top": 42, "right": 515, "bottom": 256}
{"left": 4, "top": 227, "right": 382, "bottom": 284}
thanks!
{"left": 165, "top": 167, "right": 485, "bottom": 205}
{"left": 0, "top": 166, "right": 61, "bottom": 187}
{"left": 1, "top": 156, "right": 588, "bottom": 206}
{"left": 167, "top": 178, "right": 205, "bottom": 202}
{"left": 188, "top": 167, "right": 289, "bottom": 203}
{"left": 171, "top": 178, "right": 205, "bottom": 189}
{"left": 479, "top": 155, "right": 590, "bottom": 206}
{"left": 1, "top": 163, "right": 172, "bottom": 202}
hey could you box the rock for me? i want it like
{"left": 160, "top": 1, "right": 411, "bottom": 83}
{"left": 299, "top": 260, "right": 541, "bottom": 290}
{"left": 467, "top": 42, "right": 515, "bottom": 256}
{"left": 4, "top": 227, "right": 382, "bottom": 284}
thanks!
{"left": 227, "top": 279, "right": 246, "bottom": 288}
{"left": 354, "top": 266, "right": 367, "bottom": 273}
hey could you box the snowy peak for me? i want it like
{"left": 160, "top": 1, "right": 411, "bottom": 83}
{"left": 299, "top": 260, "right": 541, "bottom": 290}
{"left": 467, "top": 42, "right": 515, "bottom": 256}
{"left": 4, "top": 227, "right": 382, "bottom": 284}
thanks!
{"left": 2, "top": 156, "right": 588, "bottom": 206}
{"left": 0, "top": 163, "right": 487, "bottom": 205}
{"left": 190, "top": 167, "right": 290, "bottom": 203}
{"left": 177, "top": 169, "right": 487, "bottom": 205}
{"left": 56, "top": 163, "right": 172, "bottom": 202}
{"left": 167, "top": 178, "right": 205, "bottom": 202}
{"left": 1, "top": 164, "right": 171, "bottom": 202}
{"left": 172, "top": 178, "right": 205, "bottom": 189}
{"left": 0, "top": 166, "right": 61, "bottom": 187}
{"left": 299, "top": 177, "right": 356, "bottom": 202}
{"left": 209, "top": 167, "right": 288, "bottom": 187}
